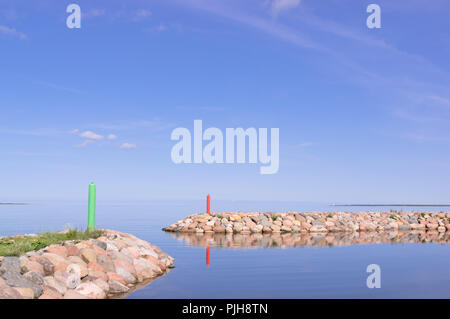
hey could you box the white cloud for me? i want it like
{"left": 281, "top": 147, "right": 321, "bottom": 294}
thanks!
{"left": 84, "top": 9, "right": 106, "bottom": 19}
{"left": 120, "top": 143, "right": 137, "bottom": 150}
{"left": 155, "top": 24, "right": 167, "bottom": 32}
{"left": 0, "top": 24, "right": 27, "bottom": 39}
{"left": 271, "top": 0, "right": 301, "bottom": 15}
{"left": 79, "top": 130, "right": 103, "bottom": 140}
{"left": 69, "top": 129, "right": 79, "bottom": 135}
{"left": 35, "top": 81, "right": 83, "bottom": 94}
{"left": 133, "top": 9, "right": 152, "bottom": 22}
{"left": 76, "top": 140, "right": 94, "bottom": 148}
{"left": 107, "top": 134, "right": 118, "bottom": 140}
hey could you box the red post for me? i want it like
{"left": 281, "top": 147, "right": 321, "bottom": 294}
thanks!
{"left": 207, "top": 194, "right": 211, "bottom": 215}
{"left": 206, "top": 246, "right": 210, "bottom": 267}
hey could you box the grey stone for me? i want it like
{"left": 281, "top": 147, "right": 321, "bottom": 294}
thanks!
{"left": 1, "top": 270, "right": 43, "bottom": 297}
{"left": 261, "top": 220, "right": 273, "bottom": 227}
{"left": 23, "top": 271, "right": 45, "bottom": 286}
{"left": 0, "top": 257, "right": 21, "bottom": 274}
{"left": 92, "top": 239, "right": 107, "bottom": 250}
{"left": 35, "top": 256, "right": 54, "bottom": 276}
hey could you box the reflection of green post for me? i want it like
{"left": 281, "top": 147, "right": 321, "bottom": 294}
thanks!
{"left": 88, "top": 182, "right": 96, "bottom": 232}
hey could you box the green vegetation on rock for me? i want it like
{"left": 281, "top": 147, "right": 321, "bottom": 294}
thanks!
{"left": 0, "top": 229, "right": 104, "bottom": 257}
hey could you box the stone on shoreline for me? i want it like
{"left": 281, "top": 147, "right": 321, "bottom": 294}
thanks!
{"left": 0, "top": 229, "right": 174, "bottom": 299}
{"left": 164, "top": 212, "right": 450, "bottom": 235}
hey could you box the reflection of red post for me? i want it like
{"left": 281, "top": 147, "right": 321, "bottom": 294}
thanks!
{"left": 207, "top": 194, "right": 211, "bottom": 215}
{"left": 206, "top": 246, "right": 210, "bottom": 267}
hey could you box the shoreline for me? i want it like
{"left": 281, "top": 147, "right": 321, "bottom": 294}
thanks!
{"left": 163, "top": 211, "right": 450, "bottom": 234}
{"left": 0, "top": 229, "right": 174, "bottom": 299}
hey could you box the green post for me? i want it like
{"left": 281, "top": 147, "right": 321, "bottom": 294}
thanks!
{"left": 88, "top": 182, "right": 96, "bottom": 232}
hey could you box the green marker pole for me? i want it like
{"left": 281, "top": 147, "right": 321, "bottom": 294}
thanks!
{"left": 88, "top": 182, "right": 96, "bottom": 232}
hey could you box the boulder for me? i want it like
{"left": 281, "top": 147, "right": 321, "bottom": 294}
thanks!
{"left": 20, "top": 260, "right": 44, "bottom": 275}
{"left": 80, "top": 248, "right": 97, "bottom": 263}
{"left": 75, "top": 282, "right": 106, "bottom": 299}
{"left": 23, "top": 271, "right": 45, "bottom": 286}
{"left": 65, "top": 245, "right": 79, "bottom": 257}
{"left": 0, "top": 280, "right": 23, "bottom": 299}
{"left": 113, "top": 259, "right": 137, "bottom": 277}
{"left": 97, "top": 254, "right": 115, "bottom": 273}
{"left": 41, "top": 253, "right": 70, "bottom": 272}
{"left": 13, "top": 287, "right": 35, "bottom": 299}
{"left": 1, "top": 268, "right": 43, "bottom": 297}
{"left": 92, "top": 278, "right": 109, "bottom": 293}
{"left": 46, "top": 246, "right": 68, "bottom": 258}
{"left": 32, "top": 256, "right": 54, "bottom": 276}
{"left": 54, "top": 270, "right": 81, "bottom": 289}
{"left": 0, "top": 257, "right": 21, "bottom": 274}
{"left": 64, "top": 289, "right": 90, "bottom": 299}
{"left": 107, "top": 272, "right": 126, "bottom": 285}
{"left": 108, "top": 280, "right": 129, "bottom": 294}
{"left": 44, "top": 276, "right": 67, "bottom": 296}
{"left": 92, "top": 239, "right": 107, "bottom": 250}
{"left": 38, "top": 285, "right": 63, "bottom": 299}
{"left": 87, "top": 261, "right": 105, "bottom": 273}
{"left": 116, "top": 268, "right": 136, "bottom": 284}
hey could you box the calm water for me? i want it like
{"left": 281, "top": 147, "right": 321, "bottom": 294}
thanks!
{"left": 1, "top": 200, "right": 449, "bottom": 298}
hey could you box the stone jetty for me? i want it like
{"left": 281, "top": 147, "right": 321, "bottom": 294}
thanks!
{"left": 0, "top": 229, "right": 174, "bottom": 299}
{"left": 163, "top": 211, "right": 450, "bottom": 234}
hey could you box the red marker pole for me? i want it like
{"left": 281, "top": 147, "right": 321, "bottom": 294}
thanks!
{"left": 206, "top": 246, "right": 210, "bottom": 267}
{"left": 207, "top": 194, "right": 211, "bottom": 215}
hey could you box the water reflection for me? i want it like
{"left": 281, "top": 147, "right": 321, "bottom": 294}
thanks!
{"left": 167, "top": 230, "right": 450, "bottom": 249}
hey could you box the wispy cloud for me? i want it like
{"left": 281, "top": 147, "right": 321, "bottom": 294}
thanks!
{"left": 75, "top": 140, "right": 94, "bottom": 148}
{"left": 83, "top": 9, "right": 106, "bottom": 19}
{"left": 120, "top": 143, "right": 137, "bottom": 150}
{"left": 428, "top": 95, "right": 450, "bottom": 109}
{"left": 35, "top": 81, "right": 83, "bottom": 94}
{"left": 270, "top": 0, "right": 301, "bottom": 16}
{"left": 133, "top": 9, "right": 152, "bottom": 22}
{"left": 79, "top": 131, "right": 103, "bottom": 140}
{"left": 174, "top": 0, "right": 323, "bottom": 50}
{"left": 0, "top": 24, "right": 27, "bottom": 39}
{"left": 107, "top": 134, "right": 118, "bottom": 140}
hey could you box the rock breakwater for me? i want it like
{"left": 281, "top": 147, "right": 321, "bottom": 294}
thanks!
{"left": 163, "top": 212, "right": 450, "bottom": 234}
{"left": 0, "top": 229, "right": 174, "bottom": 299}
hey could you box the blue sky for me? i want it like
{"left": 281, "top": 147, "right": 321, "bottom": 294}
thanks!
{"left": 1, "top": 0, "right": 450, "bottom": 203}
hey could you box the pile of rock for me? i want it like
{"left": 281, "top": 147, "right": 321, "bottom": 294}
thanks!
{"left": 163, "top": 212, "right": 450, "bottom": 234}
{"left": 0, "top": 229, "right": 174, "bottom": 299}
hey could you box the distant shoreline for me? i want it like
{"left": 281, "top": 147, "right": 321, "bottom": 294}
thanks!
{"left": 331, "top": 204, "right": 450, "bottom": 207}
{"left": 0, "top": 203, "right": 29, "bottom": 205}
